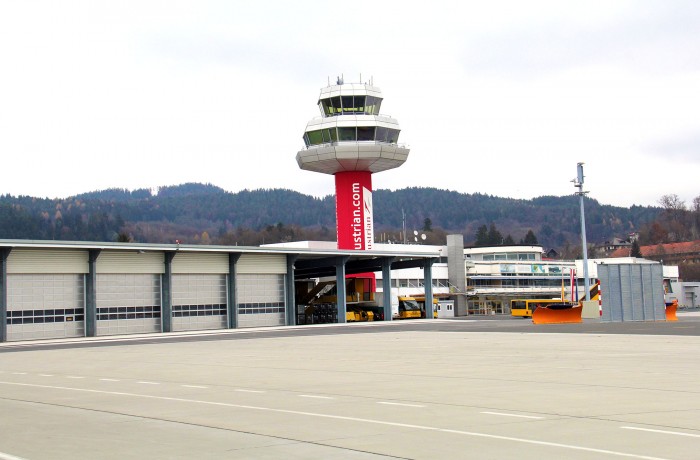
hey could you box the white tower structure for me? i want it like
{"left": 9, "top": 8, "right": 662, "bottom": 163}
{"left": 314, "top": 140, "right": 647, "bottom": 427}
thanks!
{"left": 296, "top": 78, "right": 410, "bottom": 250}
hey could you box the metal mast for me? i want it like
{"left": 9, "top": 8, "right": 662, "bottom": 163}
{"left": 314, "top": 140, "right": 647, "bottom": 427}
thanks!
{"left": 573, "top": 162, "right": 590, "bottom": 301}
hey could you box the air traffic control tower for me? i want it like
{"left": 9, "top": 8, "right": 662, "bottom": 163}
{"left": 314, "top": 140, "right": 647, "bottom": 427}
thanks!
{"left": 296, "top": 78, "right": 409, "bottom": 250}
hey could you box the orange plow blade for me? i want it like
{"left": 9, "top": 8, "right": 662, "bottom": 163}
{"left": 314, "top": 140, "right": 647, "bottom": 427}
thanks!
{"left": 665, "top": 302, "right": 678, "bottom": 321}
{"left": 532, "top": 306, "right": 583, "bottom": 325}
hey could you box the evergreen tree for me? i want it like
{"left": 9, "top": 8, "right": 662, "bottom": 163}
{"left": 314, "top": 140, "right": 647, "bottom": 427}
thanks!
{"left": 630, "top": 240, "right": 642, "bottom": 258}
{"left": 503, "top": 234, "right": 515, "bottom": 245}
{"left": 474, "top": 225, "right": 489, "bottom": 247}
{"left": 523, "top": 229, "right": 538, "bottom": 245}
{"left": 487, "top": 223, "right": 503, "bottom": 245}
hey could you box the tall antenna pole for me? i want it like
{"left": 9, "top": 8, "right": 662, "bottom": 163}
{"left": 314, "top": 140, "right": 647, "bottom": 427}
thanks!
{"left": 402, "top": 208, "right": 407, "bottom": 244}
{"left": 573, "top": 162, "right": 590, "bottom": 301}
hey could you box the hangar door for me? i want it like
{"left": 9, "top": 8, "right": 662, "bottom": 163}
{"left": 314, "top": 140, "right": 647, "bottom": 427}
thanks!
{"left": 236, "top": 254, "right": 286, "bottom": 328}
{"left": 5, "top": 249, "right": 87, "bottom": 341}
{"left": 171, "top": 253, "right": 228, "bottom": 332}
{"left": 95, "top": 251, "right": 163, "bottom": 336}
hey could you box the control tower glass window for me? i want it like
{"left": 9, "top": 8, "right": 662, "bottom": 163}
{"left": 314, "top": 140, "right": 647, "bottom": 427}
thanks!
{"left": 357, "top": 126, "right": 375, "bottom": 141}
{"left": 386, "top": 129, "right": 400, "bottom": 143}
{"left": 304, "top": 126, "right": 400, "bottom": 147}
{"left": 305, "top": 130, "right": 324, "bottom": 146}
{"left": 319, "top": 95, "right": 382, "bottom": 116}
{"left": 365, "top": 96, "right": 382, "bottom": 114}
{"left": 338, "top": 127, "right": 356, "bottom": 141}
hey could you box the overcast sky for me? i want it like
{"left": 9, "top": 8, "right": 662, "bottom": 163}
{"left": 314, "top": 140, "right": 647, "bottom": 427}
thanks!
{"left": 1, "top": 1, "right": 698, "bottom": 208}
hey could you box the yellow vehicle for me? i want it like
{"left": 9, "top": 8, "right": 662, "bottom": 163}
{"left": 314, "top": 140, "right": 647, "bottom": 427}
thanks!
{"left": 396, "top": 296, "right": 422, "bottom": 319}
{"left": 346, "top": 307, "right": 375, "bottom": 322}
{"left": 413, "top": 296, "right": 439, "bottom": 319}
{"left": 511, "top": 299, "right": 574, "bottom": 318}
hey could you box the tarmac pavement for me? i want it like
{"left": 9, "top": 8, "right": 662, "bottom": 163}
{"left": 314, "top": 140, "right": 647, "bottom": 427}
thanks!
{"left": 1, "top": 314, "right": 700, "bottom": 459}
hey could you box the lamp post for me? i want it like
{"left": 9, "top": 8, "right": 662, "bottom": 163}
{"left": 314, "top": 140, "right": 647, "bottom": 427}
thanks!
{"left": 573, "top": 162, "right": 591, "bottom": 301}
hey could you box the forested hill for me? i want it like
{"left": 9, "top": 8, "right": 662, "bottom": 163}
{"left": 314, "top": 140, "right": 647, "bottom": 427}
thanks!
{"left": 0, "top": 183, "right": 660, "bottom": 249}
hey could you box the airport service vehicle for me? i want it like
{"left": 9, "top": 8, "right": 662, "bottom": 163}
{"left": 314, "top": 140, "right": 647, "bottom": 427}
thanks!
{"left": 395, "top": 296, "right": 422, "bottom": 319}
{"left": 511, "top": 298, "right": 583, "bottom": 324}
{"left": 412, "top": 296, "right": 439, "bottom": 319}
{"left": 510, "top": 299, "right": 575, "bottom": 318}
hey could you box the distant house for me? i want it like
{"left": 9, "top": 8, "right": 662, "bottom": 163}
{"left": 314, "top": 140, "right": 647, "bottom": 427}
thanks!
{"left": 544, "top": 248, "right": 559, "bottom": 259}
{"left": 609, "top": 240, "right": 700, "bottom": 263}
{"left": 596, "top": 237, "right": 632, "bottom": 254}
{"left": 609, "top": 240, "right": 700, "bottom": 281}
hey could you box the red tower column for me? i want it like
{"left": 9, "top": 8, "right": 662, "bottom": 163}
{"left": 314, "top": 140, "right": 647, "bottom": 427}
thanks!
{"left": 335, "top": 171, "right": 373, "bottom": 250}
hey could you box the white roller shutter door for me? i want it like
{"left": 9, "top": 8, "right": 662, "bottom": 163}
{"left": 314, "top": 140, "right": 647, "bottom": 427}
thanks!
{"left": 96, "top": 250, "right": 164, "bottom": 274}
{"left": 7, "top": 249, "right": 88, "bottom": 274}
{"left": 172, "top": 252, "right": 228, "bottom": 274}
{"left": 237, "top": 254, "right": 286, "bottom": 274}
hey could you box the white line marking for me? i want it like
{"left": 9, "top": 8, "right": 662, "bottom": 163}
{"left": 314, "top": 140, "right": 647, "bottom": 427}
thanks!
{"left": 137, "top": 381, "right": 159, "bottom": 385}
{"left": 481, "top": 411, "right": 544, "bottom": 420}
{"left": 99, "top": 378, "right": 120, "bottom": 382}
{"left": 0, "top": 450, "right": 28, "bottom": 460}
{"left": 621, "top": 426, "right": 700, "bottom": 438}
{"left": 66, "top": 376, "right": 84, "bottom": 379}
{"left": 377, "top": 401, "right": 425, "bottom": 408}
{"left": 234, "top": 389, "right": 265, "bottom": 393}
{"left": 39, "top": 374, "right": 54, "bottom": 377}
{"left": 181, "top": 385, "right": 208, "bottom": 389}
{"left": 299, "top": 395, "right": 334, "bottom": 400}
{"left": 0, "top": 381, "right": 669, "bottom": 460}
{"left": 11, "top": 373, "right": 26, "bottom": 375}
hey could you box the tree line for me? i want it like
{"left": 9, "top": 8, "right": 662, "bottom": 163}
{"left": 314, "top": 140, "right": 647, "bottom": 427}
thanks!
{"left": 0, "top": 183, "right": 664, "bottom": 250}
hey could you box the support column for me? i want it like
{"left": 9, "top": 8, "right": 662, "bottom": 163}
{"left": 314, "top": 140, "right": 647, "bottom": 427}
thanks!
{"left": 286, "top": 254, "right": 298, "bottom": 326}
{"left": 0, "top": 248, "right": 11, "bottom": 342}
{"left": 424, "top": 258, "right": 436, "bottom": 319}
{"left": 162, "top": 251, "right": 175, "bottom": 333}
{"left": 335, "top": 256, "right": 349, "bottom": 323}
{"left": 382, "top": 257, "right": 394, "bottom": 321}
{"left": 447, "top": 234, "right": 467, "bottom": 316}
{"left": 227, "top": 253, "right": 241, "bottom": 329}
{"left": 85, "top": 249, "right": 101, "bottom": 337}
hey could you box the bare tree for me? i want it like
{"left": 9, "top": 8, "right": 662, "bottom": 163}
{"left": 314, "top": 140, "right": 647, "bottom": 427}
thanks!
{"left": 659, "top": 194, "right": 686, "bottom": 214}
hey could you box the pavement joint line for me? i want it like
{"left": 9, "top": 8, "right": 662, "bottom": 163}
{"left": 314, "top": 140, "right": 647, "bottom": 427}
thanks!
{"left": 234, "top": 389, "right": 265, "bottom": 393}
{"left": 137, "top": 381, "right": 160, "bottom": 385}
{"left": 181, "top": 385, "right": 208, "bottom": 389}
{"left": 621, "top": 426, "right": 700, "bottom": 438}
{"left": 481, "top": 411, "right": 544, "bottom": 420}
{"left": 377, "top": 402, "right": 425, "bottom": 408}
{"left": 299, "top": 395, "right": 334, "bottom": 400}
{"left": 0, "top": 380, "right": 669, "bottom": 460}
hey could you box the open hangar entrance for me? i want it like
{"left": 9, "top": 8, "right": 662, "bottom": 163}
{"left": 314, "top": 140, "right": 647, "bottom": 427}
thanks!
{"left": 291, "top": 252, "right": 439, "bottom": 325}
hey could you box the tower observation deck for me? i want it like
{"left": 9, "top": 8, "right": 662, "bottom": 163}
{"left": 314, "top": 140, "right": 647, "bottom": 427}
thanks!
{"left": 296, "top": 79, "right": 410, "bottom": 250}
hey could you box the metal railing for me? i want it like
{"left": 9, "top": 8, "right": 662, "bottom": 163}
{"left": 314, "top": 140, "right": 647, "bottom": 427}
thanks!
{"left": 300, "top": 140, "right": 409, "bottom": 151}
